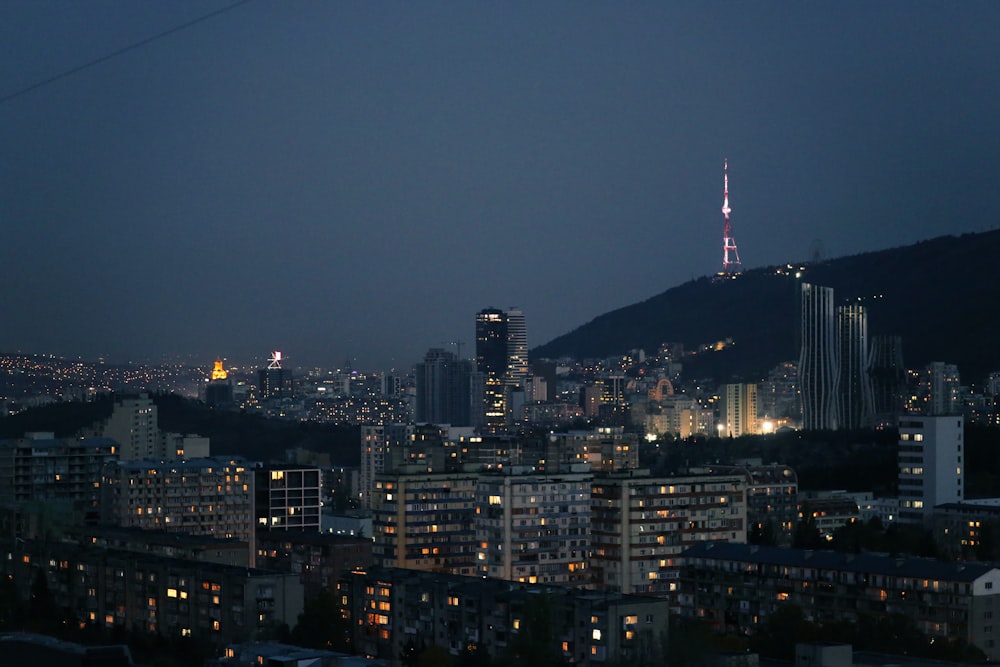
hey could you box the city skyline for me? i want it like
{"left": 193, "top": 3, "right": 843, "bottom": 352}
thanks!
{"left": 2, "top": 2, "right": 998, "bottom": 369}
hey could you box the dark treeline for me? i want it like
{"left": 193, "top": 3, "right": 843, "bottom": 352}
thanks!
{"left": 0, "top": 393, "right": 361, "bottom": 466}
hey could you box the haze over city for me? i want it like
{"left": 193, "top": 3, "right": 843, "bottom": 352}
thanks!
{"left": 2, "top": 1, "right": 998, "bottom": 369}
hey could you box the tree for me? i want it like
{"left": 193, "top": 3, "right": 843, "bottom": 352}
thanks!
{"left": 289, "top": 588, "right": 352, "bottom": 653}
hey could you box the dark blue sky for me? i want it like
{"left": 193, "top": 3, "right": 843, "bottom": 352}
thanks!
{"left": 2, "top": 1, "right": 998, "bottom": 371}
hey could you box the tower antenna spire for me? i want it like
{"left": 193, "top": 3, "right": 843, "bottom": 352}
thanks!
{"left": 721, "top": 158, "right": 742, "bottom": 273}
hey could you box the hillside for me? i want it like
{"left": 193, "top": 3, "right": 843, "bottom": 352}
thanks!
{"left": 532, "top": 229, "right": 1000, "bottom": 382}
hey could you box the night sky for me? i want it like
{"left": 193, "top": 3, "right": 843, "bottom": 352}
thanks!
{"left": 2, "top": 1, "right": 998, "bottom": 371}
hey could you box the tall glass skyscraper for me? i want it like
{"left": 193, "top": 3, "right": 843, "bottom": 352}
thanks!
{"left": 799, "top": 283, "right": 839, "bottom": 430}
{"left": 475, "top": 307, "right": 528, "bottom": 431}
{"left": 837, "top": 303, "right": 875, "bottom": 429}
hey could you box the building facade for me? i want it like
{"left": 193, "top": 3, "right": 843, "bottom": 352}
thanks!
{"left": 680, "top": 542, "right": 1000, "bottom": 660}
{"left": 254, "top": 465, "right": 322, "bottom": 533}
{"left": 475, "top": 467, "right": 592, "bottom": 586}
{"left": 0, "top": 535, "right": 303, "bottom": 647}
{"left": 799, "top": 283, "right": 839, "bottom": 430}
{"left": 101, "top": 457, "right": 254, "bottom": 545}
{"left": 340, "top": 566, "right": 672, "bottom": 666}
{"left": 836, "top": 303, "right": 874, "bottom": 429}
{"left": 590, "top": 472, "right": 747, "bottom": 596}
{"left": 415, "top": 348, "right": 475, "bottom": 427}
{"left": 898, "top": 415, "right": 964, "bottom": 523}
{"left": 718, "top": 383, "right": 758, "bottom": 437}
{"left": 0, "top": 434, "right": 117, "bottom": 520}
{"left": 372, "top": 470, "right": 479, "bottom": 575}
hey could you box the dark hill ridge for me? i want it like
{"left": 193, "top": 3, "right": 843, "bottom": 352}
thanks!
{"left": 532, "top": 229, "right": 1000, "bottom": 383}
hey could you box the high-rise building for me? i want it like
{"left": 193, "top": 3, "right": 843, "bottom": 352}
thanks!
{"left": 101, "top": 457, "right": 254, "bottom": 544}
{"left": 590, "top": 472, "right": 747, "bottom": 595}
{"left": 258, "top": 351, "right": 294, "bottom": 401}
{"left": 476, "top": 308, "right": 509, "bottom": 432}
{"left": 869, "top": 335, "right": 906, "bottom": 426}
{"left": 920, "top": 361, "right": 962, "bottom": 416}
{"left": 475, "top": 307, "right": 529, "bottom": 431}
{"left": 505, "top": 308, "right": 528, "bottom": 390}
{"left": 718, "top": 383, "right": 758, "bottom": 437}
{"left": 799, "top": 283, "right": 839, "bottom": 430}
{"left": 476, "top": 468, "right": 592, "bottom": 586}
{"left": 0, "top": 434, "right": 118, "bottom": 522}
{"left": 371, "top": 470, "right": 479, "bottom": 575}
{"left": 414, "top": 348, "right": 475, "bottom": 426}
{"left": 83, "top": 393, "right": 209, "bottom": 460}
{"left": 897, "top": 415, "right": 964, "bottom": 523}
{"left": 758, "top": 361, "right": 801, "bottom": 424}
{"left": 359, "top": 423, "right": 411, "bottom": 508}
{"left": 836, "top": 303, "right": 874, "bottom": 429}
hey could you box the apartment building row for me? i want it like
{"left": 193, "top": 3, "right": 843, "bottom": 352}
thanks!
{"left": 338, "top": 566, "right": 672, "bottom": 666}
{"left": 0, "top": 534, "right": 303, "bottom": 647}
{"left": 680, "top": 541, "right": 1000, "bottom": 660}
{"left": 372, "top": 466, "right": 752, "bottom": 592}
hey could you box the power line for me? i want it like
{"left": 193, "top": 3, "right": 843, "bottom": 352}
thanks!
{"left": 0, "top": 0, "right": 253, "bottom": 106}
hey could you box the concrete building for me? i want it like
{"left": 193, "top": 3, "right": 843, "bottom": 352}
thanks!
{"left": 898, "top": 415, "right": 964, "bottom": 523}
{"left": 705, "top": 463, "right": 798, "bottom": 545}
{"left": 590, "top": 472, "right": 747, "bottom": 596}
{"left": 84, "top": 393, "right": 210, "bottom": 460}
{"left": 680, "top": 542, "right": 1000, "bottom": 660}
{"left": 255, "top": 530, "right": 373, "bottom": 595}
{"left": 372, "top": 470, "right": 479, "bottom": 575}
{"left": 101, "top": 457, "right": 254, "bottom": 545}
{"left": 920, "top": 362, "right": 962, "bottom": 416}
{"left": 475, "top": 467, "right": 592, "bottom": 586}
{"left": 340, "top": 566, "right": 672, "bottom": 666}
{"left": 0, "top": 535, "right": 303, "bottom": 647}
{"left": 718, "top": 383, "right": 758, "bottom": 437}
{"left": 0, "top": 434, "right": 117, "bottom": 521}
{"left": 359, "top": 424, "right": 411, "bottom": 508}
{"left": 414, "top": 348, "right": 475, "bottom": 427}
{"left": 62, "top": 524, "right": 250, "bottom": 567}
{"left": 758, "top": 361, "right": 801, "bottom": 426}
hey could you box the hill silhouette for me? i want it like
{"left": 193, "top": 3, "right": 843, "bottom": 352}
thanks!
{"left": 532, "top": 229, "right": 1000, "bottom": 383}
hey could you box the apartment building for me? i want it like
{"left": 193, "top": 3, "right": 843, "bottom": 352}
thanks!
{"left": 340, "top": 566, "right": 671, "bottom": 666}
{"left": 101, "top": 457, "right": 254, "bottom": 544}
{"left": 475, "top": 466, "right": 592, "bottom": 585}
{"left": 590, "top": 472, "right": 747, "bottom": 596}
{"left": 255, "top": 530, "right": 373, "bottom": 594}
{"left": 680, "top": 542, "right": 1000, "bottom": 660}
{"left": 0, "top": 535, "right": 302, "bottom": 647}
{"left": 0, "top": 434, "right": 118, "bottom": 520}
{"left": 372, "top": 470, "right": 479, "bottom": 575}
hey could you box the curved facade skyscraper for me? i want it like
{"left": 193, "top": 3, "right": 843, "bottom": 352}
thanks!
{"left": 799, "top": 283, "right": 839, "bottom": 430}
{"left": 837, "top": 303, "right": 875, "bottom": 429}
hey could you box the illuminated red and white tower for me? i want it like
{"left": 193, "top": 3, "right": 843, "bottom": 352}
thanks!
{"left": 721, "top": 158, "right": 741, "bottom": 272}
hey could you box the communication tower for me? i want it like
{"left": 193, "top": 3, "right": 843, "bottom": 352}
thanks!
{"left": 721, "top": 159, "right": 741, "bottom": 272}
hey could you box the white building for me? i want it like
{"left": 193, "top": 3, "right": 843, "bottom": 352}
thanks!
{"left": 475, "top": 466, "right": 592, "bottom": 586}
{"left": 898, "top": 415, "right": 964, "bottom": 523}
{"left": 718, "top": 383, "right": 758, "bottom": 437}
{"left": 85, "top": 393, "right": 209, "bottom": 460}
{"left": 591, "top": 472, "right": 748, "bottom": 596}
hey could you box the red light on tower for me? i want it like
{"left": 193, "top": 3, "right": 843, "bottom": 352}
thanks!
{"left": 721, "top": 159, "right": 741, "bottom": 273}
